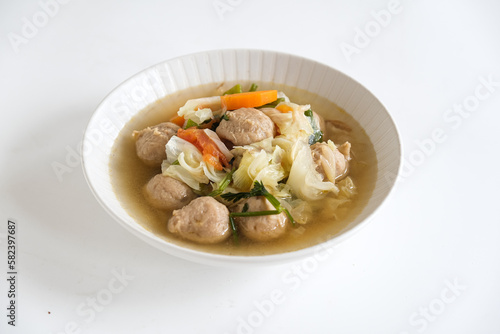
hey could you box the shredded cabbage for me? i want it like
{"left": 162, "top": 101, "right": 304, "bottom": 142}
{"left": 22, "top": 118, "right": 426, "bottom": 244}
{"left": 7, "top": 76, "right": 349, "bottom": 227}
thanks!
{"left": 281, "top": 199, "right": 313, "bottom": 225}
{"left": 203, "top": 129, "right": 233, "bottom": 161}
{"left": 232, "top": 140, "right": 286, "bottom": 193}
{"left": 162, "top": 136, "right": 225, "bottom": 190}
{"left": 316, "top": 197, "right": 350, "bottom": 221}
{"left": 277, "top": 91, "right": 290, "bottom": 102}
{"left": 177, "top": 96, "right": 222, "bottom": 124}
{"left": 286, "top": 140, "right": 338, "bottom": 201}
{"left": 261, "top": 102, "right": 313, "bottom": 142}
{"left": 260, "top": 108, "right": 293, "bottom": 134}
{"left": 337, "top": 176, "right": 357, "bottom": 199}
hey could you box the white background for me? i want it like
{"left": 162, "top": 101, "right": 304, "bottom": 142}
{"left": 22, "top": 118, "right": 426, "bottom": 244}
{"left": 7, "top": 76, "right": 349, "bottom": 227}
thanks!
{"left": 1, "top": 0, "right": 500, "bottom": 333}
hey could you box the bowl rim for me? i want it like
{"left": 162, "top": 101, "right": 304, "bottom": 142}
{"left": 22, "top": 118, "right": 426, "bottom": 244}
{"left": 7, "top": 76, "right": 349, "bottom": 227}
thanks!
{"left": 81, "top": 48, "right": 403, "bottom": 266}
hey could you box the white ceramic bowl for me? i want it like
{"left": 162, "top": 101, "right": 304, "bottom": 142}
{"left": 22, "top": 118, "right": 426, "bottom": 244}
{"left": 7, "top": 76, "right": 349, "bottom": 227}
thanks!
{"left": 82, "top": 49, "right": 401, "bottom": 266}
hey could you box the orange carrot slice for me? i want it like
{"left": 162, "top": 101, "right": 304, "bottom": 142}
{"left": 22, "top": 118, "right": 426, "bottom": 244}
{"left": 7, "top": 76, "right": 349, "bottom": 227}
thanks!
{"left": 177, "top": 128, "right": 229, "bottom": 171}
{"left": 220, "top": 90, "right": 278, "bottom": 110}
{"left": 170, "top": 115, "right": 185, "bottom": 127}
{"left": 276, "top": 104, "right": 293, "bottom": 113}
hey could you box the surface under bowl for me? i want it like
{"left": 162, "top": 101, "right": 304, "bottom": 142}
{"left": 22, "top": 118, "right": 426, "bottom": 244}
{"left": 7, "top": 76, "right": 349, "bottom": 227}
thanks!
{"left": 82, "top": 49, "right": 401, "bottom": 266}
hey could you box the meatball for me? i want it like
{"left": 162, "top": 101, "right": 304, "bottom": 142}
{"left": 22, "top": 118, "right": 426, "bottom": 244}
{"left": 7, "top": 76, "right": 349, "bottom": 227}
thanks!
{"left": 133, "top": 122, "right": 179, "bottom": 167}
{"left": 144, "top": 174, "right": 196, "bottom": 211}
{"left": 311, "top": 143, "right": 336, "bottom": 183}
{"left": 216, "top": 108, "right": 275, "bottom": 146}
{"left": 311, "top": 142, "right": 351, "bottom": 182}
{"left": 234, "top": 197, "right": 287, "bottom": 242}
{"left": 168, "top": 197, "right": 230, "bottom": 244}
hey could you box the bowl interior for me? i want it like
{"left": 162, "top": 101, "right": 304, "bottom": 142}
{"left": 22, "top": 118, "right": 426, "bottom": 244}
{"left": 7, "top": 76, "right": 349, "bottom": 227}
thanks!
{"left": 82, "top": 49, "right": 401, "bottom": 266}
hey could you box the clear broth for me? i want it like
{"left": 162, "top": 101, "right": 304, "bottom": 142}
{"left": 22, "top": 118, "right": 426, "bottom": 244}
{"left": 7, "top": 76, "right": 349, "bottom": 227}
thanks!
{"left": 110, "top": 82, "right": 377, "bottom": 255}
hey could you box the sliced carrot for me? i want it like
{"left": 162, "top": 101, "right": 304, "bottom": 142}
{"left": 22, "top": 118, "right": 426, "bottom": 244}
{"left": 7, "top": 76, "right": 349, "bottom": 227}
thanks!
{"left": 177, "top": 128, "right": 229, "bottom": 171}
{"left": 203, "top": 154, "right": 223, "bottom": 170}
{"left": 220, "top": 90, "right": 278, "bottom": 110}
{"left": 276, "top": 104, "right": 293, "bottom": 113}
{"left": 170, "top": 115, "right": 185, "bottom": 127}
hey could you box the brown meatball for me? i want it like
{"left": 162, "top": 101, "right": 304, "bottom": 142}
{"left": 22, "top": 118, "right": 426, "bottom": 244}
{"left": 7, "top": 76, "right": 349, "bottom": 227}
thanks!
{"left": 310, "top": 142, "right": 351, "bottom": 182}
{"left": 234, "top": 197, "right": 287, "bottom": 242}
{"left": 168, "top": 197, "right": 230, "bottom": 244}
{"left": 133, "top": 122, "right": 179, "bottom": 167}
{"left": 216, "top": 108, "right": 275, "bottom": 146}
{"left": 144, "top": 174, "right": 196, "bottom": 211}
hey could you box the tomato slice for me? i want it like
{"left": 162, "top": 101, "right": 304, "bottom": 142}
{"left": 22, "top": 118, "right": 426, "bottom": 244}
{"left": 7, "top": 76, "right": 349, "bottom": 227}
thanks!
{"left": 177, "top": 128, "right": 229, "bottom": 171}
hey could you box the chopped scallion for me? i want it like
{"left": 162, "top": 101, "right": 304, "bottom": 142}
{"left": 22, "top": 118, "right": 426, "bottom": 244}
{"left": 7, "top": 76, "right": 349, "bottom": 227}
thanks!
{"left": 208, "top": 168, "right": 235, "bottom": 197}
{"left": 229, "top": 216, "right": 239, "bottom": 244}
{"left": 185, "top": 119, "right": 198, "bottom": 129}
{"left": 249, "top": 83, "right": 258, "bottom": 92}
{"left": 258, "top": 97, "right": 285, "bottom": 109}
{"left": 223, "top": 181, "right": 296, "bottom": 226}
{"left": 223, "top": 84, "right": 242, "bottom": 95}
{"left": 304, "top": 109, "right": 323, "bottom": 145}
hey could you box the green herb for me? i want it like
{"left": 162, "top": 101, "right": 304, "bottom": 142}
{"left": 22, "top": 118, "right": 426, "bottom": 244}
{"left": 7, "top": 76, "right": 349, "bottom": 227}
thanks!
{"left": 208, "top": 168, "right": 235, "bottom": 197}
{"left": 191, "top": 183, "right": 213, "bottom": 196}
{"left": 231, "top": 210, "right": 281, "bottom": 217}
{"left": 171, "top": 160, "right": 180, "bottom": 165}
{"left": 222, "top": 181, "right": 270, "bottom": 203}
{"left": 309, "top": 131, "right": 323, "bottom": 145}
{"left": 223, "top": 181, "right": 296, "bottom": 226}
{"left": 304, "top": 109, "right": 313, "bottom": 118}
{"left": 185, "top": 119, "right": 198, "bottom": 129}
{"left": 229, "top": 216, "right": 239, "bottom": 244}
{"left": 242, "top": 202, "right": 249, "bottom": 212}
{"left": 248, "top": 83, "right": 258, "bottom": 92}
{"left": 304, "top": 109, "right": 323, "bottom": 145}
{"left": 223, "top": 84, "right": 242, "bottom": 95}
{"left": 258, "top": 97, "right": 285, "bottom": 109}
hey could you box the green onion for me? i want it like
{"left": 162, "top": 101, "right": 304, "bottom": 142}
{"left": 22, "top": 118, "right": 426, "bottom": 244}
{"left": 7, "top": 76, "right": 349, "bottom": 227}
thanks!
{"left": 191, "top": 183, "right": 212, "bottom": 196}
{"left": 226, "top": 181, "right": 297, "bottom": 244}
{"left": 282, "top": 208, "right": 295, "bottom": 225}
{"left": 304, "top": 109, "right": 323, "bottom": 145}
{"left": 171, "top": 160, "right": 180, "bottom": 165}
{"left": 230, "top": 210, "right": 281, "bottom": 217}
{"left": 249, "top": 83, "right": 258, "bottom": 92}
{"left": 223, "top": 84, "right": 242, "bottom": 95}
{"left": 208, "top": 168, "right": 235, "bottom": 197}
{"left": 222, "top": 181, "right": 296, "bottom": 226}
{"left": 258, "top": 97, "right": 285, "bottom": 109}
{"left": 229, "top": 216, "right": 239, "bottom": 244}
{"left": 185, "top": 119, "right": 198, "bottom": 129}
{"left": 309, "top": 132, "right": 323, "bottom": 145}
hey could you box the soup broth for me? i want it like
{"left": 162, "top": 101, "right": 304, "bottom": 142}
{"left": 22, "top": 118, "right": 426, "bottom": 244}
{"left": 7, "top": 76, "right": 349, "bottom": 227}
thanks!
{"left": 110, "top": 82, "right": 378, "bottom": 255}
